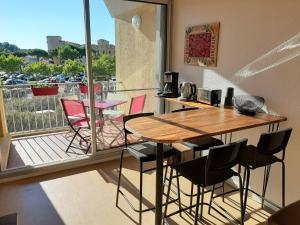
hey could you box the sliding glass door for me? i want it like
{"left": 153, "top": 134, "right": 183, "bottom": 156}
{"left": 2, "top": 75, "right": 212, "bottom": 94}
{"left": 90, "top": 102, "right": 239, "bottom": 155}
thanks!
{"left": 0, "top": 0, "right": 169, "bottom": 173}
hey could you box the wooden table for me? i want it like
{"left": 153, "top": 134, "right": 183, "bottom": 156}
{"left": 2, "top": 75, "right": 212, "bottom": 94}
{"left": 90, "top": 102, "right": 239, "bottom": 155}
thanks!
{"left": 164, "top": 97, "right": 214, "bottom": 110}
{"left": 126, "top": 107, "right": 287, "bottom": 225}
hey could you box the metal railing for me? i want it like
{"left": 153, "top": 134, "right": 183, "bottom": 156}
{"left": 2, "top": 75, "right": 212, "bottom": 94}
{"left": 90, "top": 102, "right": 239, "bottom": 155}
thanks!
{"left": 2, "top": 81, "right": 120, "bottom": 136}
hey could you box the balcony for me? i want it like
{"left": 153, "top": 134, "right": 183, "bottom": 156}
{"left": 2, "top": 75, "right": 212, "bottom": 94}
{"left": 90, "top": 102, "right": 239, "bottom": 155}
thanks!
{"left": 2, "top": 82, "right": 157, "bottom": 170}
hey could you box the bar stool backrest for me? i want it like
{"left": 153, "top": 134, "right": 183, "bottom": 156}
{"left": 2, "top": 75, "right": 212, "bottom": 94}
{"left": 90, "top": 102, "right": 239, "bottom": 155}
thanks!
{"left": 123, "top": 112, "right": 154, "bottom": 147}
{"left": 205, "top": 139, "right": 248, "bottom": 183}
{"left": 257, "top": 128, "right": 292, "bottom": 157}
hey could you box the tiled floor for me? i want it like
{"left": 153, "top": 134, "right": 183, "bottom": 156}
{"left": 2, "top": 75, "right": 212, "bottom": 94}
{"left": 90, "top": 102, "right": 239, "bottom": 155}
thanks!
{"left": 0, "top": 157, "right": 273, "bottom": 225}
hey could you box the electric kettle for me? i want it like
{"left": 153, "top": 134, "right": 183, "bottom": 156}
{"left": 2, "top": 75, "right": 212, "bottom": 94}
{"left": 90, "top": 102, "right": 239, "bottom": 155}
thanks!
{"left": 179, "top": 82, "right": 197, "bottom": 101}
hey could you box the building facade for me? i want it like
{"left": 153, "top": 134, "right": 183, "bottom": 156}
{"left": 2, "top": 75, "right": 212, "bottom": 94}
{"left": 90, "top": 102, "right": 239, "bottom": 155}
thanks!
{"left": 46, "top": 36, "right": 115, "bottom": 57}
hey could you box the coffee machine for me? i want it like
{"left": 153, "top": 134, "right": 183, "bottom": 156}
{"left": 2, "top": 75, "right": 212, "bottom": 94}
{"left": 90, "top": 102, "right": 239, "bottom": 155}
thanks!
{"left": 159, "top": 72, "right": 179, "bottom": 98}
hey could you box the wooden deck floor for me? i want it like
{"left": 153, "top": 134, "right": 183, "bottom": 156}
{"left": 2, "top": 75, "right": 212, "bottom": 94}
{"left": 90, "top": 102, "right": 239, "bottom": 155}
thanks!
{"left": 7, "top": 123, "right": 127, "bottom": 169}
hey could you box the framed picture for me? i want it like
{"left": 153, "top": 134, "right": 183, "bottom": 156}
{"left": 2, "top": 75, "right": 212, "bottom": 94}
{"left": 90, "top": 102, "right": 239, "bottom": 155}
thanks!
{"left": 184, "top": 22, "right": 220, "bottom": 67}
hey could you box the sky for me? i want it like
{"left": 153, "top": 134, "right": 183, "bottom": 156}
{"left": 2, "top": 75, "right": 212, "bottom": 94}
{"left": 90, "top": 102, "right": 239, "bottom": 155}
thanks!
{"left": 0, "top": 0, "right": 115, "bottom": 50}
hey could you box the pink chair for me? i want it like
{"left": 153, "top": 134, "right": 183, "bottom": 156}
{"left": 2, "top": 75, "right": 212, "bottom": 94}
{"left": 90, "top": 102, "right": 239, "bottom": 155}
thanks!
{"left": 108, "top": 95, "right": 147, "bottom": 146}
{"left": 114, "top": 95, "right": 147, "bottom": 122}
{"left": 61, "top": 98, "right": 104, "bottom": 154}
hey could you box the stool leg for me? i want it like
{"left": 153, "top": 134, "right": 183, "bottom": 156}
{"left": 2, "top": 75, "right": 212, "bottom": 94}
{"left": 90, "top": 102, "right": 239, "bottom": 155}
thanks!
{"left": 208, "top": 185, "right": 215, "bottom": 214}
{"left": 175, "top": 170, "right": 183, "bottom": 217}
{"left": 190, "top": 151, "right": 196, "bottom": 213}
{"left": 164, "top": 166, "right": 174, "bottom": 220}
{"left": 139, "top": 162, "right": 143, "bottom": 225}
{"left": 163, "top": 159, "right": 169, "bottom": 185}
{"left": 194, "top": 185, "right": 201, "bottom": 225}
{"left": 190, "top": 184, "right": 194, "bottom": 214}
{"left": 242, "top": 167, "right": 247, "bottom": 189}
{"left": 261, "top": 165, "right": 271, "bottom": 208}
{"left": 238, "top": 175, "right": 244, "bottom": 225}
{"left": 200, "top": 186, "right": 204, "bottom": 220}
{"left": 243, "top": 168, "right": 251, "bottom": 223}
{"left": 282, "top": 161, "right": 286, "bottom": 207}
{"left": 116, "top": 149, "right": 124, "bottom": 207}
{"left": 222, "top": 182, "right": 225, "bottom": 202}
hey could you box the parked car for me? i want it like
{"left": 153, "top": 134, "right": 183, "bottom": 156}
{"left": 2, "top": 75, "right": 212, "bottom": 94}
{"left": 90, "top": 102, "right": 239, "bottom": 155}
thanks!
{"left": 16, "top": 74, "right": 27, "bottom": 80}
{"left": 38, "top": 78, "right": 50, "bottom": 84}
{"left": 27, "top": 75, "right": 37, "bottom": 81}
{"left": 56, "top": 74, "right": 67, "bottom": 83}
{"left": 4, "top": 79, "right": 27, "bottom": 85}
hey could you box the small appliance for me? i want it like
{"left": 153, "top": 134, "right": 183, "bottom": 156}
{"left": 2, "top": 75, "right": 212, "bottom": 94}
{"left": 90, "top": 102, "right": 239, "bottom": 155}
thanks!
{"left": 159, "top": 72, "right": 179, "bottom": 98}
{"left": 179, "top": 82, "right": 197, "bottom": 101}
{"left": 197, "top": 88, "right": 222, "bottom": 106}
{"left": 224, "top": 87, "right": 234, "bottom": 108}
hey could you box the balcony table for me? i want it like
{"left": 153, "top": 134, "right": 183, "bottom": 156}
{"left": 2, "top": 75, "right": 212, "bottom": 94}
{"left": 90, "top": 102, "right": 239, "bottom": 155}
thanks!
{"left": 83, "top": 99, "right": 127, "bottom": 110}
{"left": 125, "top": 107, "right": 287, "bottom": 225}
{"left": 83, "top": 99, "right": 127, "bottom": 146}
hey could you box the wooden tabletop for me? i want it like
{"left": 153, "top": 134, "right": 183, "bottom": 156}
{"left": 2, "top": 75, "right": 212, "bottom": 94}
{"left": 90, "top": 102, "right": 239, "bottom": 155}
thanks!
{"left": 164, "top": 97, "right": 214, "bottom": 109}
{"left": 126, "top": 107, "right": 287, "bottom": 143}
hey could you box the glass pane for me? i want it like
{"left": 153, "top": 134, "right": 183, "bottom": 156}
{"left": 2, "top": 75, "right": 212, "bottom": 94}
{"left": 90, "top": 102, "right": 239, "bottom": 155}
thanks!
{"left": 90, "top": 0, "right": 167, "bottom": 151}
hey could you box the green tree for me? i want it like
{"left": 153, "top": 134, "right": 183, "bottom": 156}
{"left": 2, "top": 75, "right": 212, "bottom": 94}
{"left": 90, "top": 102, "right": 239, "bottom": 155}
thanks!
{"left": 13, "top": 50, "right": 28, "bottom": 57}
{"left": 28, "top": 49, "right": 49, "bottom": 61}
{"left": 0, "top": 54, "right": 24, "bottom": 74}
{"left": 0, "top": 42, "right": 20, "bottom": 53}
{"left": 92, "top": 54, "right": 115, "bottom": 80}
{"left": 49, "top": 64, "right": 63, "bottom": 75}
{"left": 58, "top": 45, "right": 80, "bottom": 61}
{"left": 24, "top": 62, "right": 51, "bottom": 77}
{"left": 0, "top": 55, "right": 5, "bottom": 71}
{"left": 49, "top": 49, "right": 58, "bottom": 58}
{"left": 62, "top": 59, "right": 85, "bottom": 77}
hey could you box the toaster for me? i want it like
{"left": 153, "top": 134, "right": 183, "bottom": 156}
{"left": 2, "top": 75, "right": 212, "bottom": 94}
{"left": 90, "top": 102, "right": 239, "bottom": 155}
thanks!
{"left": 197, "top": 88, "right": 222, "bottom": 106}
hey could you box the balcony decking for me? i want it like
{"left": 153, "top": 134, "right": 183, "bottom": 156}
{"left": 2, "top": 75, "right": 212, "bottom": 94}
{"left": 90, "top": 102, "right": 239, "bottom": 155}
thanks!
{"left": 7, "top": 123, "right": 127, "bottom": 169}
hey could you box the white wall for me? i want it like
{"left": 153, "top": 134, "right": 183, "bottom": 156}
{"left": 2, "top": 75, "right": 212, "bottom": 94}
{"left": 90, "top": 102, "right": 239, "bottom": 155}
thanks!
{"left": 171, "top": 0, "right": 300, "bottom": 205}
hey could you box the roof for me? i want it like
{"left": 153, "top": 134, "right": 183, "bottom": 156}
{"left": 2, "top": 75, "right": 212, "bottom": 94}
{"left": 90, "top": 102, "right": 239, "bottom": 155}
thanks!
{"left": 103, "top": 0, "right": 144, "bottom": 18}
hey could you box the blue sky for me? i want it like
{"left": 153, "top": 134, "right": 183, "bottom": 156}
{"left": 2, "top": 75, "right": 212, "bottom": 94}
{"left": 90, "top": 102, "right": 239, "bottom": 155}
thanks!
{"left": 0, "top": 0, "right": 115, "bottom": 50}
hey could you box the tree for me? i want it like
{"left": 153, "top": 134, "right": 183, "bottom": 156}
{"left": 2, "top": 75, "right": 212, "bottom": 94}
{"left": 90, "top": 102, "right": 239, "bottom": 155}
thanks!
{"left": 49, "top": 49, "right": 58, "bottom": 58}
{"left": 0, "top": 54, "right": 24, "bottom": 74}
{"left": 49, "top": 64, "right": 63, "bottom": 75}
{"left": 24, "top": 62, "right": 50, "bottom": 77}
{"left": 0, "top": 42, "right": 20, "bottom": 53}
{"left": 13, "top": 51, "right": 28, "bottom": 57}
{"left": 0, "top": 55, "right": 5, "bottom": 71}
{"left": 58, "top": 45, "right": 80, "bottom": 61}
{"left": 28, "top": 49, "right": 49, "bottom": 61}
{"left": 62, "top": 59, "right": 85, "bottom": 77}
{"left": 92, "top": 54, "right": 115, "bottom": 80}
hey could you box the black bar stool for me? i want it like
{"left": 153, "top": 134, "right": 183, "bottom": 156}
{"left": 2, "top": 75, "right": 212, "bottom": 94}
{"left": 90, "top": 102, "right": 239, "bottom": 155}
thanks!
{"left": 171, "top": 107, "right": 224, "bottom": 210}
{"left": 116, "top": 113, "right": 180, "bottom": 225}
{"left": 164, "top": 139, "right": 248, "bottom": 225}
{"left": 239, "top": 128, "right": 292, "bottom": 219}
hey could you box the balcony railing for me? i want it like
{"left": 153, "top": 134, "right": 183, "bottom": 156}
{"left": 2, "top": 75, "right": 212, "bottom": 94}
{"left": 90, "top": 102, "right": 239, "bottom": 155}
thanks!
{"left": 2, "top": 81, "right": 119, "bottom": 136}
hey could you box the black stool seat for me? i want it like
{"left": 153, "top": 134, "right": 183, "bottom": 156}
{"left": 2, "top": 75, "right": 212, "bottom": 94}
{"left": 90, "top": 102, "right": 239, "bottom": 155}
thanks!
{"left": 240, "top": 145, "right": 280, "bottom": 169}
{"left": 127, "top": 142, "right": 176, "bottom": 162}
{"left": 174, "top": 157, "right": 236, "bottom": 186}
{"left": 189, "top": 137, "right": 224, "bottom": 152}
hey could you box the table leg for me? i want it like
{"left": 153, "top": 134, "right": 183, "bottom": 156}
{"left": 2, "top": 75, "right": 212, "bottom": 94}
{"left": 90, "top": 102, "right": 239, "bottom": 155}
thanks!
{"left": 155, "top": 143, "right": 164, "bottom": 225}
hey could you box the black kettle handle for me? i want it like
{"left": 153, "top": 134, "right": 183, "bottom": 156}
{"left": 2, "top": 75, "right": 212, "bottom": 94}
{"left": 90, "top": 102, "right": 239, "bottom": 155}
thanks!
{"left": 191, "top": 84, "right": 197, "bottom": 94}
